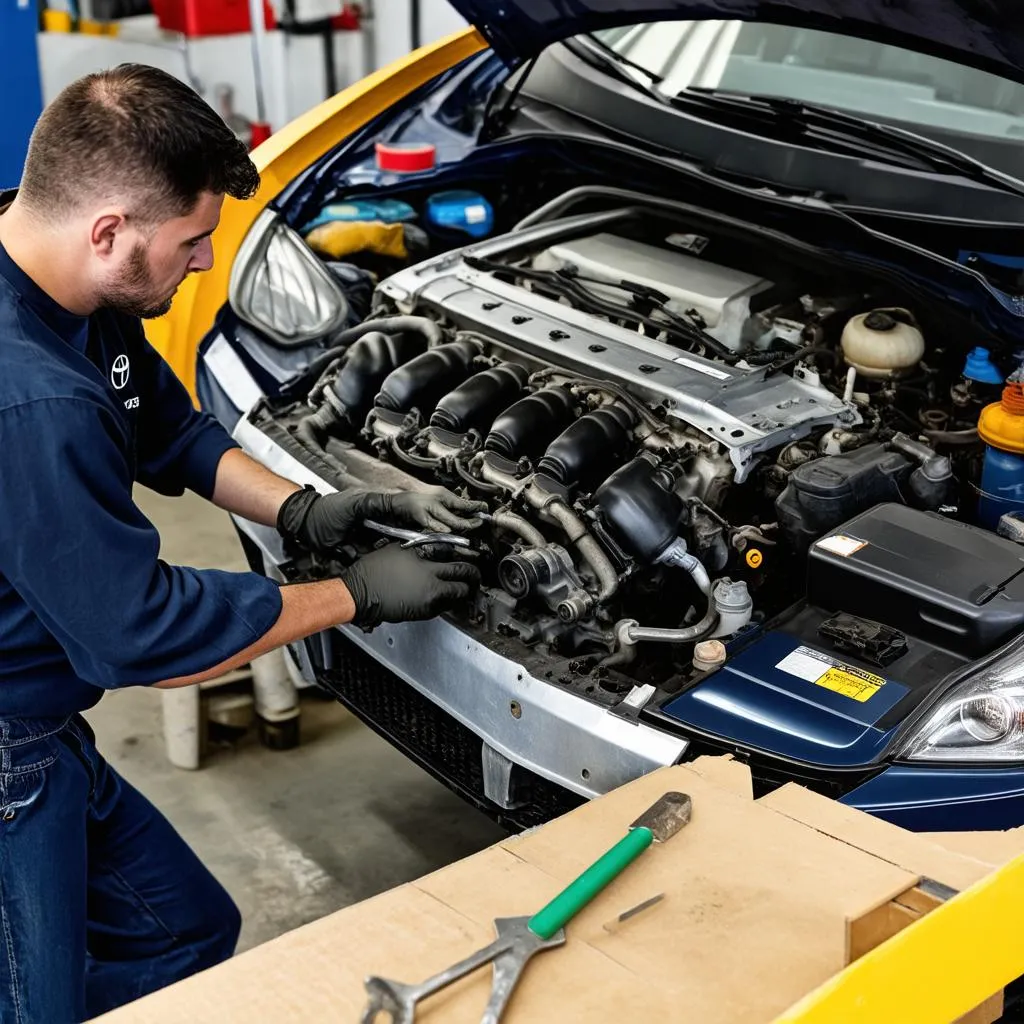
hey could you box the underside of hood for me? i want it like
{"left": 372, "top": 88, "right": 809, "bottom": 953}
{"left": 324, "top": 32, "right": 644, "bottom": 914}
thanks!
{"left": 448, "top": 1, "right": 1024, "bottom": 85}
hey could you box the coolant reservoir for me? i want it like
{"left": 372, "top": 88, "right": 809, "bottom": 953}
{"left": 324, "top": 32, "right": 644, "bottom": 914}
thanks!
{"left": 978, "top": 380, "right": 1024, "bottom": 529}
{"left": 841, "top": 308, "right": 925, "bottom": 378}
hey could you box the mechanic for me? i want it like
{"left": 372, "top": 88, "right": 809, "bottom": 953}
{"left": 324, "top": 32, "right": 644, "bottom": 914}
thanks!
{"left": 0, "top": 64, "right": 485, "bottom": 1024}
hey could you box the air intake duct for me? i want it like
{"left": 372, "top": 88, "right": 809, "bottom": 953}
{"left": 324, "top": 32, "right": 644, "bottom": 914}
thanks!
{"left": 327, "top": 331, "right": 425, "bottom": 426}
{"left": 429, "top": 362, "right": 528, "bottom": 434}
{"left": 536, "top": 406, "right": 634, "bottom": 492}
{"left": 374, "top": 340, "right": 479, "bottom": 415}
{"left": 485, "top": 386, "right": 577, "bottom": 461}
{"left": 594, "top": 457, "right": 683, "bottom": 564}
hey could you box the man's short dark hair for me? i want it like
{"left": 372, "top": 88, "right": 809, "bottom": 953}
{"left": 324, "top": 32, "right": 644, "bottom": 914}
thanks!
{"left": 20, "top": 64, "right": 260, "bottom": 224}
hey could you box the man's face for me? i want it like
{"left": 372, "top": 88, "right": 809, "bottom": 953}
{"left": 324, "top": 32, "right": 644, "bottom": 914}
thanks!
{"left": 98, "top": 191, "right": 223, "bottom": 319}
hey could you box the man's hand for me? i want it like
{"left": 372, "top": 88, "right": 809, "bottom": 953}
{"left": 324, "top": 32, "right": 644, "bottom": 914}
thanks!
{"left": 277, "top": 485, "right": 487, "bottom": 554}
{"left": 338, "top": 544, "right": 481, "bottom": 628}
{"left": 367, "top": 487, "right": 489, "bottom": 533}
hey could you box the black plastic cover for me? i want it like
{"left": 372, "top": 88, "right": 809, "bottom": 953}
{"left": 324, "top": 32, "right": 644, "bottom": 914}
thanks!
{"left": 817, "top": 613, "right": 908, "bottom": 668}
{"left": 374, "top": 340, "right": 477, "bottom": 414}
{"left": 594, "top": 457, "right": 682, "bottom": 564}
{"left": 776, "top": 444, "right": 913, "bottom": 551}
{"left": 808, "top": 503, "right": 1024, "bottom": 658}
{"left": 331, "top": 331, "right": 424, "bottom": 424}
{"left": 485, "top": 386, "right": 577, "bottom": 460}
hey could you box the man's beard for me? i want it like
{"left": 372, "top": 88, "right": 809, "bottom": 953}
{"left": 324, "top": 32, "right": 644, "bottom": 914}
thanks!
{"left": 99, "top": 243, "right": 176, "bottom": 320}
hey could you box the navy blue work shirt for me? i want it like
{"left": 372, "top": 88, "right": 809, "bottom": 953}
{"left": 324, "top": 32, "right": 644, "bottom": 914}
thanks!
{"left": 0, "top": 237, "right": 283, "bottom": 717}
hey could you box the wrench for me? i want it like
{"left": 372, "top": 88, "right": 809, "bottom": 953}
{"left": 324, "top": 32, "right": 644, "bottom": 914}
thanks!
{"left": 360, "top": 917, "right": 564, "bottom": 1024}
{"left": 362, "top": 519, "right": 473, "bottom": 550}
{"left": 360, "top": 791, "right": 692, "bottom": 1023}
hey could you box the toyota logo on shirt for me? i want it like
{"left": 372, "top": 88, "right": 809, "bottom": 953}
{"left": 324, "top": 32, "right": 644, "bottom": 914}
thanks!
{"left": 111, "top": 354, "right": 130, "bottom": 391}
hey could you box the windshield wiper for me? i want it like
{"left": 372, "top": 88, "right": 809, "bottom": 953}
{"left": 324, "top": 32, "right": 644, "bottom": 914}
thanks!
{"left": 566, "top": 36, "right": 672, "bottom": 106}
{"left": 671, "top": 88, "right": 1024, "bottom": 198}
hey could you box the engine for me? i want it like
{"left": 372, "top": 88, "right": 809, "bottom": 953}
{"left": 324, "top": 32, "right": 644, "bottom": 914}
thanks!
{"left": 277, "top": 200, "right": 973, "bottom": 687}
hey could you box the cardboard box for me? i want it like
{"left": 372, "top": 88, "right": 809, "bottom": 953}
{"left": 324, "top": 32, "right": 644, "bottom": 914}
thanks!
{"left": 92, "top": 757, "right": 1022, "bottom": 1023}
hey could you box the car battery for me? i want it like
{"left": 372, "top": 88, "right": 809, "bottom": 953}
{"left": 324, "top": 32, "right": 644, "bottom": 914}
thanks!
{"left": 654, "top": 504, "right": 1024, "bottom": 766}
{"left": 808, "top": 502, "right": 1024, "bottom": 658}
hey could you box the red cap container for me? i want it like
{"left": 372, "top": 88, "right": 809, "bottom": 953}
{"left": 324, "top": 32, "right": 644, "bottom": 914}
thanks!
{"left": 375, "top": 142, "right": 437, "bottom": 174}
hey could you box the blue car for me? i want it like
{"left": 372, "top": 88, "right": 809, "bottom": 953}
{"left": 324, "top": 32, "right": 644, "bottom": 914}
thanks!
{"left": 196, "top": 0, "right": 1024, "bottom": 833}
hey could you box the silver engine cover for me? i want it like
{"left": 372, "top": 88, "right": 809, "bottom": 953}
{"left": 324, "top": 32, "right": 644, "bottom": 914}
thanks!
{"left": 378, "top": 211, "right": 858, "bottom": 483}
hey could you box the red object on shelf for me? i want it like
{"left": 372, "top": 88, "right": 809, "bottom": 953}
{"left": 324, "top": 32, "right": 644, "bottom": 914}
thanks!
{"left": 151, "top": 0, "right": 277, "bottom": 37}
{"left": 375, "top": 142, "right": 437, "bottom": 173}
{"left": 250, "top": 121, "right": 273, "bottom": 148}
{"left": 332, "top": 3, "right": 362, "bottom": 31}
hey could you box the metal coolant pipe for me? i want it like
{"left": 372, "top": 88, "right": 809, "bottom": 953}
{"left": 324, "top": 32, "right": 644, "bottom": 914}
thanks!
{"left": 490, "top": 508, "right": 546, "bottom": 549}
{"left": 525, "top": 484, "right": 619, "bottom": 602}
{"left": 617, "top": 608, "right": 720, "bottom": 647}
{"left": 613, "top": 539, "right": 720, "bottom": 651}
{"left": 657, "top": 541, "right": 712, "bottom": 594}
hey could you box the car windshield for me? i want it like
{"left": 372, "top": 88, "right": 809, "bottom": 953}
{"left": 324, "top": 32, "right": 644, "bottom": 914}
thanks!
{"left": 594, "top": 21, "right": 1024, "bottom": 144}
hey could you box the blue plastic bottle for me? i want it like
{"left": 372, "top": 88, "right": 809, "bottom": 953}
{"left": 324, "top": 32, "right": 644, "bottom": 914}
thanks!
{"left": 424, "top": 190, "right": 495, "bottom": 239}
{"left": 978, "top": 382, "right": 1024, "bottom": 529}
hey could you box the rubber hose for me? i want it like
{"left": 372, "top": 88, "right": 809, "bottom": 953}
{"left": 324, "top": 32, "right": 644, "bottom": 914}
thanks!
{"left": 925, "top": 428, "right": 980, "bottom": 445}
{"left": 294, "top": 404, "right": 340, "bottom": 451}
{"left": 744, "top": 346, "right": 794, "bottom": 366}
{"left": 388, "top": 438, "right": 440, "bottom": 469}
{"left": 455, "top": 459, "right": 503, "bottom": 495}
{"left": 764, "top": 346, "right": 838, "bottom": 377}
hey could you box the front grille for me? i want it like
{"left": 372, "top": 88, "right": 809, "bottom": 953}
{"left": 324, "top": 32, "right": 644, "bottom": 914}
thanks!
{"left": 318, "top": 638, "right": 585, "bottom": 831}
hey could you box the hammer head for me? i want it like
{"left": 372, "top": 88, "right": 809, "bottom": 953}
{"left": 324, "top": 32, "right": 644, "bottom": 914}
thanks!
{"left": 629, "top": 791, "right": 692, "bottom": 843}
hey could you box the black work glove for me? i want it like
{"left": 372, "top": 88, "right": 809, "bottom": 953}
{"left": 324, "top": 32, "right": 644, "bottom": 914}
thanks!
{"left": 278, "top": 485, "right": 488, "bottom": 554}
{"left": 338, "top": 543, "right": 481, "bottom": 628}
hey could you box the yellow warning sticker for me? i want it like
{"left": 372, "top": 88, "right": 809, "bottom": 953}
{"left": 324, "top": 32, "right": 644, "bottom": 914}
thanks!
{"left": 814, "top": 667, "right": 884, "bottom": 703}
{"left": 775, "top": 646, "right": 885, "bottom": 702}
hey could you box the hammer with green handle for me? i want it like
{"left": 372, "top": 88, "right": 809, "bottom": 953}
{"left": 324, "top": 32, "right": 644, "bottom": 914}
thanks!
{"left": 360, "top": 791, "right": 692, "bottom": 1024}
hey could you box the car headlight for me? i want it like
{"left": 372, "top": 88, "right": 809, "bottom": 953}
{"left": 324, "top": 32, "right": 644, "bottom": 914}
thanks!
{"left": 229, "top": 209, "right": 350, "bottom": 347}
{"left": 900, "top": 639, "right": 1024, "bottom": 762}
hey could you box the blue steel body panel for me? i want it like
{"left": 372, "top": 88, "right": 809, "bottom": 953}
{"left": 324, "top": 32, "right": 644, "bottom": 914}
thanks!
{"left": 661, "top": 631, "right": 909, "bottom": 767}
{"left": 841, "top": 765, "right": 1024, "bottom": 830}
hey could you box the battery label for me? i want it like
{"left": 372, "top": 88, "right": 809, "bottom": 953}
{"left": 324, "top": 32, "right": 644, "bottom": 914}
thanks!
{"left": 815, "top": 534, "right": 867, "bottom": 557}
{"left": 775, "top": 646, "right": 884, "bottom": 702}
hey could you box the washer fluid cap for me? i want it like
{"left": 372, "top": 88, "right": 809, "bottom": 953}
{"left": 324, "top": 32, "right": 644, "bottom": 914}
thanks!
{"left": 979, "top": 383, "right": 1024, "bottom": 454}
{"left": 964, "top": 346, "right": 1004, "bottom": 385}
{"left": 863, "top": 310, "right": 897, "bottom": 331}
{"left": 375, "top": 141, "right": 436, "bottom": 173}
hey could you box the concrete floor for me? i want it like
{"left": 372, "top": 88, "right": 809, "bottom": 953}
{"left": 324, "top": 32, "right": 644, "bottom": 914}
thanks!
{"left": 84, "top": 488, "right": 505, "bottom": 953}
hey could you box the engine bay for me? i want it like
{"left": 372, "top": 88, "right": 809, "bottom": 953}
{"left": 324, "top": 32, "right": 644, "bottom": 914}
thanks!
{"left": 257, "top": 189, "right": 1012, "bottom": 704}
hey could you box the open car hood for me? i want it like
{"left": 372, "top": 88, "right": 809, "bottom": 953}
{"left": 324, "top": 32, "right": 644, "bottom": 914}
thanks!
{"left": 448, "top": 1, "right": 1024, "bottom": 84}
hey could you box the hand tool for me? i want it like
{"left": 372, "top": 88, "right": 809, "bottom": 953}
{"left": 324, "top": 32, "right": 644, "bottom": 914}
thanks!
{"left": 362, "top": 519, "right": 473, "bottom": 550}
{"left": 360, "top": 790, "right": 692, "bottom": 1024}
